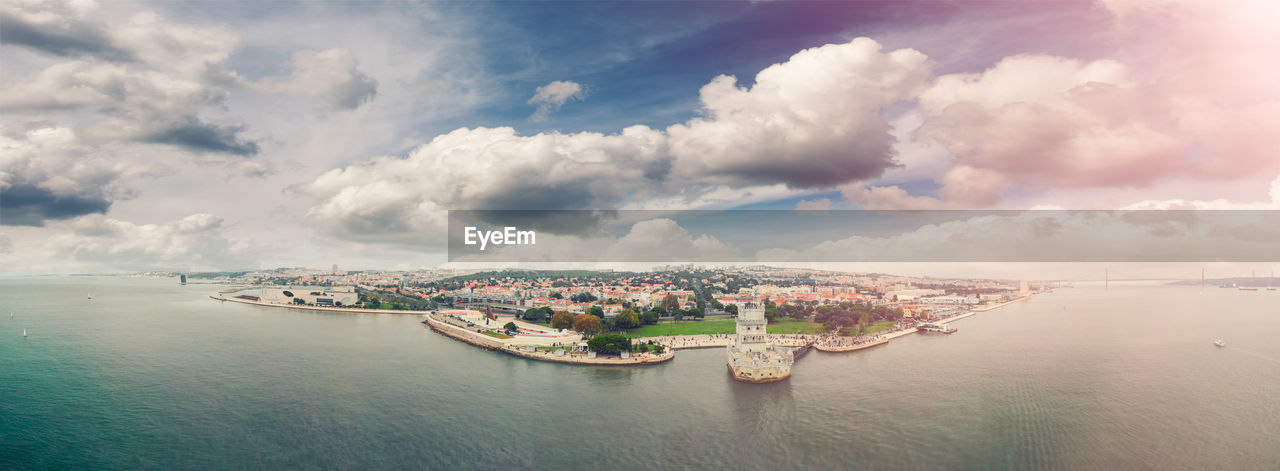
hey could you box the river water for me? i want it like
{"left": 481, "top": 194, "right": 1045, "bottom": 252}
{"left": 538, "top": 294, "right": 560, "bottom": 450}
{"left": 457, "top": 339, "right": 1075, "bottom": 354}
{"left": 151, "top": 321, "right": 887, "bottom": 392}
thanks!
{"left": 2, "top": 277, "right": 1277, "bottom": 470}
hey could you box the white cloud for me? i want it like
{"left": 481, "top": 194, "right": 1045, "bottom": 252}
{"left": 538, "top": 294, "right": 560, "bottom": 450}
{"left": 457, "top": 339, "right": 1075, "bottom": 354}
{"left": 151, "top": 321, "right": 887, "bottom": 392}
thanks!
{"left": 1120, "top": 174, "right": 1280, "bottom": 210}
{"left": 0, "top": 212, "right": 255, "bottom": 273}
{"left": 667, "top": 37, "right": 931, "bottom": 187}
{"left": 296, "top": 125, "right": 670, "bottom": 245}
{"left": 0, "top": 3, "right": 258, "bottom": 156}
{"left": 256, "top": 48, "right": 378, "bottom": 110}
{"left": 302, "top": 37, "right": 937, "bottom": 246}
{"left": 528, "top": 80, "right": 584, "bottom": 121}
{"left": 795, "top": 198, "right": 833, "bottom": 211}
{"left": 0, "top": 125, "right": 168, "bottom": 225}
{"left": 917, "top": 54, "right": 1185, "bottom": 193}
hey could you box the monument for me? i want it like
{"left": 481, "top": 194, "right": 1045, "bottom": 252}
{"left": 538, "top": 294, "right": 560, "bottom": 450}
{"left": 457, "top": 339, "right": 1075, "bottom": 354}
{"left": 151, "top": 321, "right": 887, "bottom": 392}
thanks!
{"left": 726, "top": 302, "right": 793, "bottom": 383}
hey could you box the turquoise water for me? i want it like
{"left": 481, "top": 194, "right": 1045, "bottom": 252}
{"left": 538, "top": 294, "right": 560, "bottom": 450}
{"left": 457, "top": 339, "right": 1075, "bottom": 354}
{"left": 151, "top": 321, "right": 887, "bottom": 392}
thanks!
{"left": 2, "top": 277, "right": 1278, "bottom": 470}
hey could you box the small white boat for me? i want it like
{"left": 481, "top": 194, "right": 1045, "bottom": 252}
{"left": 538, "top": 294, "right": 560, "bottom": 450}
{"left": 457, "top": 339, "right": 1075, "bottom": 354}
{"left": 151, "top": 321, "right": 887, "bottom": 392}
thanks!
{"left": 23, "top": 329, "right": 28, "bottom": 338}
{"left": 1213, "top": 339, "right": 1225, "bottom": 347}
{"left": 87, "top": 293, "right": 93, "bottom": 299}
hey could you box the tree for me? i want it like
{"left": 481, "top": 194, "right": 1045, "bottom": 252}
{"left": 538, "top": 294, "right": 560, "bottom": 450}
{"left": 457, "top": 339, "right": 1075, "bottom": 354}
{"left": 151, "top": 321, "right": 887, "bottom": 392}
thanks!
{"left": 551, "top": 311, "right": 575, "bottom": 329}
{"left": 710, "top": 299, "right": 724, "bottom": 310}
{"left": 550, "top": 292, "right": 563, "bottom": 299}
{"left": 764, "top": 303, "right": 781, "bottom": 323}
{"left": 724, "top": 304, "right": 739, "bottom": 316}
{"left": 522, "top": 307, "right": 550, "bottom": 323}
{"left": 572, "top": 314, "right": 602, "bottom": 334}
{"left": 587, "top": 305, "right": 604, "bottom": 318}
{"left": 587, "top": 333, "right": 630, "bottom": 354}
{"left": 640, "top": 310, "right": 660, "bottom": 325}
{"left": 503, "top": 321, "right": 519, "bottom": 333}
{"left": 661, "top": 294, "right": 679, "bottom": 312}
{"left": 614, "top": 309, "right": 641, "bottom": 330}
{"left": 684, "top": 308, "right": 704, "bottom": 319}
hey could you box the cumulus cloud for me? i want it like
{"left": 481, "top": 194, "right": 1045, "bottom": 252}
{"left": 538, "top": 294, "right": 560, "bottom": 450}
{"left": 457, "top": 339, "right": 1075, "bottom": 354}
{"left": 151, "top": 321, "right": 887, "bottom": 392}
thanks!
{"left": 0, "top": 125, "right": 164, "bottom": 226}
{"left": 0, "top": 212, "right": 256, "bottom": 273}
{"left": 795, "top": 198, "right": 833, "bottom": 211}
{"left": 527, "top": 80, "right": 583, "bottom": 121}
{"left": 53, "top": 213, "right": 253, "bottom": 271}
{"left": 257, "top": 48, "right": 379, "bottom": 110}
{"left": 917, "top": 54, "right": 1185, "bottom": 191}
{"left": 1120, "top": 174, "right": 1280, "bottom": 210}
{"left": 296, "top": 125, "right": 670, "bottom": 244}
{"left": 0, "top": 0, "right": 130, "bottom": 60}
{"left": 667, "top": 38, "right": 931, "bottom": 187}
{"left": 302, "top": 37, "right": 935, "bottom": 244}
{"left": 0, "top": 3, "right": 257, "bottom": 156}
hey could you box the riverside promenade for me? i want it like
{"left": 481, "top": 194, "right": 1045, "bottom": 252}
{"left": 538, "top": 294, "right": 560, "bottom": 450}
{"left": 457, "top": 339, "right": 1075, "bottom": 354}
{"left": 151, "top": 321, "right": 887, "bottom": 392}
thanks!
{"left": 210, "top": 295, "right": 433, "bottom": 315}
{"left": 423, "top": 313, "right": 674, "bottom": 366}
{"left": 972, "top": 295, "right": 1029, "bottom": 312}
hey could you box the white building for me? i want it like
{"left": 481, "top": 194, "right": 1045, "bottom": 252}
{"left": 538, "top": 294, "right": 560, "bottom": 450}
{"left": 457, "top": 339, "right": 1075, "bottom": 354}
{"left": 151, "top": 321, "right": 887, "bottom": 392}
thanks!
{"left": 726, "top": 302, "right": 793, "bottom": 383}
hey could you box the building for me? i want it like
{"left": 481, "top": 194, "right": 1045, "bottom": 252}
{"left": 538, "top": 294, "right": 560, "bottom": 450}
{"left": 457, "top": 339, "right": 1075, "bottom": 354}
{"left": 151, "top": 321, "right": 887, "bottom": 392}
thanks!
{"left": 725, "top": 302, "right": 793, "bottom": 383}
{"left": 1019, "top": 280, "right": 1030, "bottom": 297}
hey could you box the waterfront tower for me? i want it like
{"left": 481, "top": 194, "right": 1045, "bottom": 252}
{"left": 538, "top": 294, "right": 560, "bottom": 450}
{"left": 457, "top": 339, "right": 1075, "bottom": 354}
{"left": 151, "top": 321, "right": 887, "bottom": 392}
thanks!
{"left": 726, "top": 302, "right": 793, "bottom": 383}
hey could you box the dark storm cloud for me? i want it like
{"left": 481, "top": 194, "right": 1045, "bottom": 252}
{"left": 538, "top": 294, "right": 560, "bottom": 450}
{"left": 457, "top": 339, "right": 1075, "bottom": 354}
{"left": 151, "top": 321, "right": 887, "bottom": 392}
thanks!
{"left": 0, "top": 12, "right": 133, "bottom": 61}
{"left": 142, "top": 119, "right": 260, "bottom": 156}
{"left": 0, "top": 183, "right": 111, "bottom": 227}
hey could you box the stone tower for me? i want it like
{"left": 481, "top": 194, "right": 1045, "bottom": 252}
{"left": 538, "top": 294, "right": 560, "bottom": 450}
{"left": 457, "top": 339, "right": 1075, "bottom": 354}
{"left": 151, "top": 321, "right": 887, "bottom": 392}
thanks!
{"left": 726, "top": 302, "right": 793, "bottom": 383}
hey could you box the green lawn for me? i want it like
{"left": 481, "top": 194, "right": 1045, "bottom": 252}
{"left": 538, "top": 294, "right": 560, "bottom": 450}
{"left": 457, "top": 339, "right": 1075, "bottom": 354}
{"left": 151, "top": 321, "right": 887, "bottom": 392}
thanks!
{"left": 624, "top": 319, "right": 736, "bottom": 337}
{"left": 480, "top": 331, "right": 513, "bottom": 339}
{"left": 864, "top": 321, "right": 896, "bottom": 335}
{"left": 838, "top": 321, "right": 897, "bottom": 336}
{"left": 623, "top": 317, "right": 833, "bottom": 338}
{"left": 766, "top": 318, "right": 828, "bottom": 334}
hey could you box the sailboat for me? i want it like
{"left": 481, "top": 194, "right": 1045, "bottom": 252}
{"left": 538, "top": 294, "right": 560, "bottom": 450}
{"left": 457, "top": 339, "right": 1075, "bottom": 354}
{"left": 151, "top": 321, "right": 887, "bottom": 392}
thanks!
{"left": 23, "top": 329, "right": 28, "bottom": 338}
{"left": 1213, "top": 339, "right": 1225, "bottom": 347}
{"left": 87, "top": 293, "right": 93, "bottom": 300}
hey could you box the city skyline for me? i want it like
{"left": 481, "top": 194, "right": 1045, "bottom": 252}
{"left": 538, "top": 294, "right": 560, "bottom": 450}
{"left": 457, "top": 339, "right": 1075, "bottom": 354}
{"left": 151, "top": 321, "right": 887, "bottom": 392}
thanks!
{"left": 2, "top": 0, "right": 1279, "bottom": 275}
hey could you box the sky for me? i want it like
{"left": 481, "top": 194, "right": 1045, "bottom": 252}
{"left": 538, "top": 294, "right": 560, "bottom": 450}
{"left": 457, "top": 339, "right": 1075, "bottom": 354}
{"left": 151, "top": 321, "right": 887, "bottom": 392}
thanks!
{"left": 1, "top": 0, "right": 1278, "bottom": 276}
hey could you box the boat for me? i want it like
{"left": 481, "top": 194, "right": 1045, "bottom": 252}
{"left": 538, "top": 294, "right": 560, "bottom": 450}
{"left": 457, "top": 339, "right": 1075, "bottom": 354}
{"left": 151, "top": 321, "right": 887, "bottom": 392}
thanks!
{"left": 23, "top": 329, "right": 27, "bottom": 338}
{"left": 1213, "top": 339, "right": 1225, "bottom": 347}
{"left": 1238, "top": 287, "right": 1258, "bottom": 291}
{"left": 87, "top": 293, "right": 93, "bottom": 299}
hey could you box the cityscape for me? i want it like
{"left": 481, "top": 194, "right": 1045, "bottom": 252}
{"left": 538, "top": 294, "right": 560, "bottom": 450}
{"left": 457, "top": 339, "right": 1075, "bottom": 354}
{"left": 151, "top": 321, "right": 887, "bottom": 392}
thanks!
{"left": 3, "top": 0, "right": 1279, "bottom": 469}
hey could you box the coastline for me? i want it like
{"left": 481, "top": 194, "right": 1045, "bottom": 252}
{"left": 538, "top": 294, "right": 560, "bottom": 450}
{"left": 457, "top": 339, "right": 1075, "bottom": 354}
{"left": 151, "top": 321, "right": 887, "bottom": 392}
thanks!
{"left": 423, "top": 313, "right": 675, "bottom": 366}
{"left": 210, "top": 295, "right": 433, "bottom": 315}
{"left": 971, "top": 296, "right": 1029, "bottom": 312}
{"left": 814, "top": 337, "right": 889, "bottom": 353}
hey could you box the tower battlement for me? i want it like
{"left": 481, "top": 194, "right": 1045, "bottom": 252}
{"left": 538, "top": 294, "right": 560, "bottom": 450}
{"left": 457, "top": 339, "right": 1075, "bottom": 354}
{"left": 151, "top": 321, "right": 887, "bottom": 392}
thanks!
{"left": 726, "top": 300, "right": 791, "bottom": 383}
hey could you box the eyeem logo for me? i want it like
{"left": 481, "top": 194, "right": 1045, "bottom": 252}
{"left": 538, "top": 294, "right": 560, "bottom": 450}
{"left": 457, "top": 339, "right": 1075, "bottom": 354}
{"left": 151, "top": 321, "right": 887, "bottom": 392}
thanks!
{"left": 463, "top": 226, "right": 536, "bottom": 250}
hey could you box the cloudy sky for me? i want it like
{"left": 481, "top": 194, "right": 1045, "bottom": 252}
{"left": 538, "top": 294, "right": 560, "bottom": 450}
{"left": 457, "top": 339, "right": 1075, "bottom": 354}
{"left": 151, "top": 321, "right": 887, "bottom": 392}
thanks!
{"left": 1, "top": 0, "right": 1278, "bottom": 275}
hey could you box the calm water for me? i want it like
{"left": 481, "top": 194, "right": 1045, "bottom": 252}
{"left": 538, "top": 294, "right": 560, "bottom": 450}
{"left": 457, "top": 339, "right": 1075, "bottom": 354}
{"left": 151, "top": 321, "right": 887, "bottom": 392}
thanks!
{"left": 2, "top": 277, "right": 1278, "bottom": 470}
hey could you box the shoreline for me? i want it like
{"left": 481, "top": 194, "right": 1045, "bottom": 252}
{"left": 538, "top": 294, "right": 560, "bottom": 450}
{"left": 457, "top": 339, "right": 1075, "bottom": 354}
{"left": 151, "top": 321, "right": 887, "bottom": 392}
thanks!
{"left": 423, "top": 313, "right": 674, "bottom": 366}
{"left": 210, "top": 295, "right": 433, "bottom": 315}
{"left": 814, "top": 337, "right": 890, "bottom": 353}
{"left": 971, "top": 295, "right": 1029, "bottom": 312}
